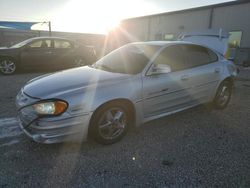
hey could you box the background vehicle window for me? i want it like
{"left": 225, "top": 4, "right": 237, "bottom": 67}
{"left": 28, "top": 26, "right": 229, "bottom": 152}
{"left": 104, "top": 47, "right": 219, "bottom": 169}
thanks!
{"left": 183, "top": 44, "right": 211, "bottom": 68}
{"left": 54, "top": 40, "right": 71, "bottom": 49}
{"left": 154, "top": 45, "right": 185, "bottom": 71}
{"left": 28, "top": 40, "right": 52, "bottom": 48}
{"left": 28, "top": 40, "right": 43, "bottom": 48}
{"left": 43, "top": 40, "right": 52, "bottom": 48}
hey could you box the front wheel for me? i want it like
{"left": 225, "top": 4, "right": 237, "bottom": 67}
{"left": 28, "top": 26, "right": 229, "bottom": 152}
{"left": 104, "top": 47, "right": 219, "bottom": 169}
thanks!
{"left": 89, "top": 102, "right": 130, "bottom": 145}
{"left": 0, "top": 58, "right": 17, "bottom": 75}
{"left": 213, "top": 81, "right": 232, "bottom": 109}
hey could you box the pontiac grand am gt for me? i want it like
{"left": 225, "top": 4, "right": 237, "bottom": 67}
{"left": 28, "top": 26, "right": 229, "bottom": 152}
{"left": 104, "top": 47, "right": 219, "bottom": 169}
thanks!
{"left": 16, "top": 41, "right": 237, "bottom": 144}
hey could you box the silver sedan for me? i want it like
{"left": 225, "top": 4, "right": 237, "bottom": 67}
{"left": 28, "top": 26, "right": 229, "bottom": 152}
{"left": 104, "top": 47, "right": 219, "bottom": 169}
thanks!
{"left": 16, "top": 41, "right": 238, "bottom": 144}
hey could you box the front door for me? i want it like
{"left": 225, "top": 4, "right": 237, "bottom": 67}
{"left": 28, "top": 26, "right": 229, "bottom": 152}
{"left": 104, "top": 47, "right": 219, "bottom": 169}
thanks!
{"left": 142, "top": 45, "right": 194, "bottom": 118}
{"left": 20, "top": 39, "right": 53, "bottom": 69}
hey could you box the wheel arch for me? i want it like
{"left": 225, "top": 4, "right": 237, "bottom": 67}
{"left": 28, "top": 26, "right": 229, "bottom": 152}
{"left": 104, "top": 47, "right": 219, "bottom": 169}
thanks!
{"left": 88, "top": 98, "right": 136, "bottom": 136}
{"left": 212, "top": 76, "right": 233, "bottom": 109}
{"left": 0, "top": 55, "right": 20, "bottom": 64}
{"left": 223, "top": 77, "right": 234, "bottom": 86}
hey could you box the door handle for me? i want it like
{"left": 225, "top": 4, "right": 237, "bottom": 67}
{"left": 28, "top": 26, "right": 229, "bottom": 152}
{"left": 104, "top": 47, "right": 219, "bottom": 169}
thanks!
{"left": 45, "top": 51, "right": 52, "bottom": 54}
{"left": 181, "top": 75, "right": 189, "bottom": 81}
{"left": 214, "top": 68, "right": 220, "bottom": 73}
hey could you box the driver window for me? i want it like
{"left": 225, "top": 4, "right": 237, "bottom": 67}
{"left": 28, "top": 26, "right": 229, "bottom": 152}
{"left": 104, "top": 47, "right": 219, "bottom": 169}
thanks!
{"left": 28, "top": 40, "right": 51, "bottom": 49}
{"left": 28, "top": 40, "right": 43, "bottom": 48}
{"left": 154, "top": 45, "right": 185, "bottom": 72}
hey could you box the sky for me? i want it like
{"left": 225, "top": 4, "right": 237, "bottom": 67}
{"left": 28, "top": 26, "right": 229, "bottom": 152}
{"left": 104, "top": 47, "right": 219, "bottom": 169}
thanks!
{"left": 0, "top": 0, "right": 235, "bottom": 34}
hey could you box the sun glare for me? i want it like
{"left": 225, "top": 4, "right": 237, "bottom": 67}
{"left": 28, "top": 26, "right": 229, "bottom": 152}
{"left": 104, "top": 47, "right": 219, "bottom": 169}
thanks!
{"left": 31, "top": 0, "right": 159, "bottom": 34}
{"left": 44, "top": 0, "right": 127, "bottom": 34}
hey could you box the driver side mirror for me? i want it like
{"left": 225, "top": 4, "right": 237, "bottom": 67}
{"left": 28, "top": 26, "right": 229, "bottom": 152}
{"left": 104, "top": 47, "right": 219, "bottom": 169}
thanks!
{"left": 148, "top": 64, "right": 171, "bottom": 75}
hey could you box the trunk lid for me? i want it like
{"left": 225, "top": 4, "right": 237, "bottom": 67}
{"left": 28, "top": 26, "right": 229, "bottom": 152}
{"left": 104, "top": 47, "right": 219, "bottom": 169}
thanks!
{"left": 179, "top": 29, "right": 229, "bottom": 55}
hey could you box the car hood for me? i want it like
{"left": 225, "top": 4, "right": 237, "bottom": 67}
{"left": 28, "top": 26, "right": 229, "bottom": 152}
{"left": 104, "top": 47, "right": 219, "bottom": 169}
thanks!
{"left": 0, "top": 47, "right": 19, "bottom": 55}
{"left": 23, "top": 66, "right": 131, "bottom": 98}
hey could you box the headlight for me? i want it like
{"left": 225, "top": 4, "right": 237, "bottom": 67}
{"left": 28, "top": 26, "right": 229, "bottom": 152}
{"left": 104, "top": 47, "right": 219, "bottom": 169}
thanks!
{"left": 32, "top": 100, "right": 68, "bottom": 116}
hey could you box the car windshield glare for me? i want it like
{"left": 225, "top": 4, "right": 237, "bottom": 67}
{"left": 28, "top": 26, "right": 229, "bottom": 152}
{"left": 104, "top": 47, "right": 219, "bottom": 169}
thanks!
{"left": 93, "top": 44, "right": 160, "bottom": 75}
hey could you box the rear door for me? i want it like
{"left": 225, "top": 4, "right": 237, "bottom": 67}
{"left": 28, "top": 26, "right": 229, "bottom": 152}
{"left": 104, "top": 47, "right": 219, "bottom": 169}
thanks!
{"left": 181, "top": 44, "right": 222, "bottom": 103}
{"left": 51, "top": 39, "right": 75, "bottom": 69}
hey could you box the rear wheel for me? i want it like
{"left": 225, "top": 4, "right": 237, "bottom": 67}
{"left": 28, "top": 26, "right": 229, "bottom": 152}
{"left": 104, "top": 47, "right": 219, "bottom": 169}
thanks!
{"left": 0, "top": 58, "right": 16, "bottom": 75}
{"left": 90, "top": 102, "right": 130, "bottom": 144}
{"left": 213, "top": 80, "right": 232, "bottom": 109}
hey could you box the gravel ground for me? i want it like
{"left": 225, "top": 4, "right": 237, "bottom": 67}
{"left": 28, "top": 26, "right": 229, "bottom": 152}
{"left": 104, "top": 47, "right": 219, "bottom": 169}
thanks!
{"left": 0, "top": 67, "right": 250, "bottom": 187}
{"left": 0, "top": 71, "right": 46, "bottom": 118}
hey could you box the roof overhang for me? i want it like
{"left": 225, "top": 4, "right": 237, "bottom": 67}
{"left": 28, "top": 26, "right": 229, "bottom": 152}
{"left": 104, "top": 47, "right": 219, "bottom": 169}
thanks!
{"left": 0, "top": 21, "right": 39, "bottom": 30}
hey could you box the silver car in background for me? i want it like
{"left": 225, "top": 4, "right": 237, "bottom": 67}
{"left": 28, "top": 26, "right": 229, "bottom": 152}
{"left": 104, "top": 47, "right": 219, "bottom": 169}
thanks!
{"left": 16, "top": 41, "right": 238, "bottom": 144}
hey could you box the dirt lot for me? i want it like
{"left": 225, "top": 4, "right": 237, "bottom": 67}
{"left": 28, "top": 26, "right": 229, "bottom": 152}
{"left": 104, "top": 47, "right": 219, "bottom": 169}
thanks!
{"left": 0, "top": 68, "right": 250, "bottom": 187}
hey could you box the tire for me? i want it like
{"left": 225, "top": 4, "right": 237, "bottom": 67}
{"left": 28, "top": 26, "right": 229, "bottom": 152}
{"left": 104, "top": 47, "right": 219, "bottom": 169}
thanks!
{"left": 89, "top": 102, "right": 130, "bottom": 145}
{"left": 213, "top": 80, "right": 232, "bottom": 109}
{"left": 74, "top": 57, "right": 86, "bottom": 67}
{"left": 0, "top": 58, "right": 17, "bottom": 75}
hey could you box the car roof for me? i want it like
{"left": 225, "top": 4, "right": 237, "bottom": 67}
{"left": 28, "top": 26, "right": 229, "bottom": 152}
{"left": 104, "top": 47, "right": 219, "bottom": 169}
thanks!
{"left": 130, "top": 41, "right": 221, "bottom": 54}
{"left": 130, "top": 40, "right": 196, "bottom": 47}
{"left": 27, "top": 36, "right": 73, "bottom": 41}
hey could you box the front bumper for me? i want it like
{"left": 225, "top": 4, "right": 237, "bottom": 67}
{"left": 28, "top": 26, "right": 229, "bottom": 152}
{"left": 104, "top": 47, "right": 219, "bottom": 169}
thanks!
{"left": 18, "top": 113, "right": 92, "bottom": 144}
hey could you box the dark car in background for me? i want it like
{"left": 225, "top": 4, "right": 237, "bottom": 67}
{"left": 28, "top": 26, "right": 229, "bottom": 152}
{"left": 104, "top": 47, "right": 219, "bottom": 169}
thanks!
{"left": 0, "top": 37, "right": 97, "bottom": 74}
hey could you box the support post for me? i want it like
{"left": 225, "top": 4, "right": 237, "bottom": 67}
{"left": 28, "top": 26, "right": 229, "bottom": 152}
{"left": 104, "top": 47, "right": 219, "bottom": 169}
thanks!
{"left": 48, "top": 21, "right": 51, "bottom": 36}
{"left": 208, "top": 8, "right": 214, "bottom": 29}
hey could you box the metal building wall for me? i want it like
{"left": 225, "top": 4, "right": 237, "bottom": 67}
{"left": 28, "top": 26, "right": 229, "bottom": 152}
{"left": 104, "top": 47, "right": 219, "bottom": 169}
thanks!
{"left": 212, "top": 2, "right": 250, "bottom": 48}
{"left": 147, "top": 9, "right": 211, "bottom": 40}
{"left": 117, "top": 1, "right": 250, "bottom": 64}
{"left": 120, "top": 1, "right": 250, "bottom": 48}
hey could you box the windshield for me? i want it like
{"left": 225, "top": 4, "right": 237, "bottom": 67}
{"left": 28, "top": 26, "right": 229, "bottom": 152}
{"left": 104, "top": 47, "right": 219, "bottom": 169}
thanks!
{"left": 10, "top": 38, "right": 34, "bottom": 48}
{"left": 92, "top": 44, "right": 160, "bottom": 74}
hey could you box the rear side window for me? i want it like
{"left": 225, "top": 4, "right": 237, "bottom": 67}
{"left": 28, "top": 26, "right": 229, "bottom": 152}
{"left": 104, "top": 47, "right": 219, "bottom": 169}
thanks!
{"left": 154, "top": 45, "right": 185, "bottom": 71}
{"left": 54, "top": 40, "right": 72, "bottom": 49}
{"left": 207, "top": 48, "right": 218, "bottom": 62}
{"left": 28, "top": 40, "right": 52, "bottom": 48}
{"left": 183, "top": 44, "right": 218, "bottom": 68}
{"left": 28, "top": 40, "right": 43, "bottom": 48}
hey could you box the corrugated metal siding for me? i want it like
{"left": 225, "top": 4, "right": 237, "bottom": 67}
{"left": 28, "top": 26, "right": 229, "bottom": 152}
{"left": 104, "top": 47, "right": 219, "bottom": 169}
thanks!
{"left": 212, "top": 3, "right": 250, "bottom": 48}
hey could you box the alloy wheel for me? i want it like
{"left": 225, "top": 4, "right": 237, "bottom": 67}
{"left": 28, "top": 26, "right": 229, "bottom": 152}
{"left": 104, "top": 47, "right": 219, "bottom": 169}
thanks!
{"left": 214, "top": 81, "right": 232, "bottom": 109}
{"left": 217, "top": 85, "right": 230, "bottom": 107}
{"left": 0, "top": 59, "right": 16, "bottom": 74}
{"left": 97, "top": 107, "right": 127, "bottom": 140}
